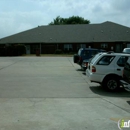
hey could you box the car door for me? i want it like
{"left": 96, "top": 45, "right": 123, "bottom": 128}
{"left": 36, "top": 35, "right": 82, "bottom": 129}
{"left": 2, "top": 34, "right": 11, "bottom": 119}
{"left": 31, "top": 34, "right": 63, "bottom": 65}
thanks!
{"left": 124, "top": 58, "right": 130, "bottom": 83}
{"left": 114, "top": 56, "right": 129, "bottom": 76}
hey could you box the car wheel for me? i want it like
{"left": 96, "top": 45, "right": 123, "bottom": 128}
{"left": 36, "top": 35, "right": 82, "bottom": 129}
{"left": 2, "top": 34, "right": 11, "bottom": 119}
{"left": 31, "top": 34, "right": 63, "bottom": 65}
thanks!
{"left": 102, "top": 77, "right": 120, "bottom": 91}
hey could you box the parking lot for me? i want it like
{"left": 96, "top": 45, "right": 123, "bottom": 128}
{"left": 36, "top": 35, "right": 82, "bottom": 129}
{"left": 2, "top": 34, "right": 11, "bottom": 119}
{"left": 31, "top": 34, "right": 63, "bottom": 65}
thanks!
{"left": 0, "top": 56, "right": 130, "bottom": 130}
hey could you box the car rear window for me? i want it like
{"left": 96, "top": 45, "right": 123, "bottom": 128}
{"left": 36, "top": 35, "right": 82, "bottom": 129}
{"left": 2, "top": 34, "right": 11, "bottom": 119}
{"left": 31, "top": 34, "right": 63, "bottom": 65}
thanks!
{"left": 82, "top": 50, "right": 90, "bottom": 56}
{"left": 91, "top": 50, "right": 98, "bottom": 56}
{"left": 97, "top": 56, "right": 115, "bottom": 65}
{"left": 124, "top": 62, "right": 130, "bottom": 70}
{"left": 82, "top": 50, "right": 101, "bottom": 59}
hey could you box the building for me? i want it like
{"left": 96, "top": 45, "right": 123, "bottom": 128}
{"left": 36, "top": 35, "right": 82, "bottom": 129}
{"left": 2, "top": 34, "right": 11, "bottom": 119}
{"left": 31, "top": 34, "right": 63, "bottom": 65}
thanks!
{"left": 0, "top": 21, "right": 130, "bottom": 55}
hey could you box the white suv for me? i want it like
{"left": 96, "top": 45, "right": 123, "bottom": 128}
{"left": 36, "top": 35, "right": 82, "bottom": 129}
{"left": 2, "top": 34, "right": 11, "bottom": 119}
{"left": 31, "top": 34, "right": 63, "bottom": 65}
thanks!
{"left": 86, "top": 52, "right": 130, "bottom": 91}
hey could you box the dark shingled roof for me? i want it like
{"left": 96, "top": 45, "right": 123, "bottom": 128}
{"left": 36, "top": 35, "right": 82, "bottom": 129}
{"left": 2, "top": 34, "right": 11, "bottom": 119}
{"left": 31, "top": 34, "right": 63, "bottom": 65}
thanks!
{"left": 0, "top": 21, "right": 130, "bottom": 44}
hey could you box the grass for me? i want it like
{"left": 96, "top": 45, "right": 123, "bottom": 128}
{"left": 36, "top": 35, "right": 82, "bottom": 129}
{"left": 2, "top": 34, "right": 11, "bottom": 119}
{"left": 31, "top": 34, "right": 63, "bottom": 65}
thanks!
{"left": 21, "top": 54, "right": 74, "bottom": 57}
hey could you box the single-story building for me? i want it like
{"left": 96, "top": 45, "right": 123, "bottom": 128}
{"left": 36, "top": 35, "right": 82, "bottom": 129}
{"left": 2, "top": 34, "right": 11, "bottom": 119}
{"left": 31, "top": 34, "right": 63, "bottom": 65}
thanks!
{"left": 0, "top": 21, "right": 130, "bottom": 55}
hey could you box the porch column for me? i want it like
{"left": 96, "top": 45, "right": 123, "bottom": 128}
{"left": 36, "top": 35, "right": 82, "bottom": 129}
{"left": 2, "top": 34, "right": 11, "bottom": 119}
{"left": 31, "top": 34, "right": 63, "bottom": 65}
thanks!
{"left": 57, "top": 44, "right": 59, "bottom": 49}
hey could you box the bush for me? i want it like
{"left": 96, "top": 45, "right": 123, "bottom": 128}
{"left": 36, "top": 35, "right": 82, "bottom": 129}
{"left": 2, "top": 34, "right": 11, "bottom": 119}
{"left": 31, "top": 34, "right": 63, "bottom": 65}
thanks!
{"left": 16, "top": 44, "right": 26, "bottom": 55}
{"left": 5, "top": 44, "right": 26, "bottom": 56}
{"left": 55, "top": 49, "right": 63, "bottom": 54}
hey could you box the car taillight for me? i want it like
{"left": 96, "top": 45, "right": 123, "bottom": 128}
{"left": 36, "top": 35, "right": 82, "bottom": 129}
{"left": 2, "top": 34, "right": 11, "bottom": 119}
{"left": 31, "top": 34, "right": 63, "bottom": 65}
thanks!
{"left": 92, "top": 66, "right": 96, "bottom": 72}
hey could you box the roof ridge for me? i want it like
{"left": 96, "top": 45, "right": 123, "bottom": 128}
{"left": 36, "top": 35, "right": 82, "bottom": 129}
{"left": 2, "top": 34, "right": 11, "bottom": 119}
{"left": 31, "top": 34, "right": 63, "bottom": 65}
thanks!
{"left": 101, "top": 21, "right": 130, "bottom": 28}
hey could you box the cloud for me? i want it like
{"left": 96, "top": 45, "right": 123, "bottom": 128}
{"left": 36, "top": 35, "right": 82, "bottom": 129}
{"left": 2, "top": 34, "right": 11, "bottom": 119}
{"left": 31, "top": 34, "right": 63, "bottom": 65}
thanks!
{"left": 0, "top": 0, "right": 130, "bottom": 38}
{"left": 112, "top": 0, "right": 130, "bottom": 11}
{"left": 0, "top": 10, "right": 50, "bottom": 38}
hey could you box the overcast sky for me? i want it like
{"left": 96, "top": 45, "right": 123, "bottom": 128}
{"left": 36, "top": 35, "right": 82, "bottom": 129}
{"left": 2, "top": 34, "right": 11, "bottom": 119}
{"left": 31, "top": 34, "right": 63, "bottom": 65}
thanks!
{"left": 0, "top": 0, "right": 130, "bottom": 38}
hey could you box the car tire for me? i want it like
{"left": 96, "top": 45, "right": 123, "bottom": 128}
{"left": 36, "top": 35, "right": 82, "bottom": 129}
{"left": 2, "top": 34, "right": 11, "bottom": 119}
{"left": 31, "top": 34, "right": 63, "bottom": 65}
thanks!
{"left": 102, "top": 76, "right": 120, "bottom": 92}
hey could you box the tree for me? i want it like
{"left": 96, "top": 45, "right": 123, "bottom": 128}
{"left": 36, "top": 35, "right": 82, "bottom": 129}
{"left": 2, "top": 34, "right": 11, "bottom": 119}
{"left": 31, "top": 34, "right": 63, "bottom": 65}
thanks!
{"left": 49, "top": 16, "right": 90, "bottom": 25}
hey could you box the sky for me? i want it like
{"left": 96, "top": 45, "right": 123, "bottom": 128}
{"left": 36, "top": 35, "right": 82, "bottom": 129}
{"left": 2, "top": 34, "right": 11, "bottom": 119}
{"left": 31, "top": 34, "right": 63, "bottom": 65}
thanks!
{"left": 0, "top": 0, "right": 130, "bottom": 38}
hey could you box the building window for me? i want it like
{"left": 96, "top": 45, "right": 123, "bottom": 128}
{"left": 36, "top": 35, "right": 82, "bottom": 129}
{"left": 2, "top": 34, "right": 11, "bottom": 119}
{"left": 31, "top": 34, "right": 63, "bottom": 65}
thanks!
{"left": 64, "top": 44, "right": 73, "bottom": 51}
{"left": 101, "top": 43, "right": 108, "bottom": 48}
{"left": 80, "top": 44, "right": 86, "bottom": 48}
{"left": 32, "top": 45, "right": 39, "bottom": 53}
{"left": 77, "top": 44, "right": 86, "bottom": 50}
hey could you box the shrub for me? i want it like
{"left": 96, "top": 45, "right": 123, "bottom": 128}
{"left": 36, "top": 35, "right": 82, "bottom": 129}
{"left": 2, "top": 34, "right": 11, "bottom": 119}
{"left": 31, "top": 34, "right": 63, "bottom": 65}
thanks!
{"left": 7, "top": 44, "right": 26, "bottom": 56}
{"left": 16, "top": 44, "right": 26, "bottom": 55}
{"left": 55, "top": 49, "right": 63, "bottom": 54}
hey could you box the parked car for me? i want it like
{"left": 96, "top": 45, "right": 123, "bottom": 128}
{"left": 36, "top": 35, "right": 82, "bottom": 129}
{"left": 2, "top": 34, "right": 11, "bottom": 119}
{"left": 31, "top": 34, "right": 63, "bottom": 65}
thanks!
{"left": 73, "top": 48, "right": 105, "bottom": 68}
{"left": 86, "top": 52, "right": 130, "bottom": 91}
{"left": 122, "top": 48, "right": 130, "bottom": 54}
{"left": 120, "top": 57, "right": 130, "bottom": 91}
{"left": 81, "top": 58, "right": 93, "bottom": 71}
{"left": 81, "top": 51, "right": 114, "bottom": 71}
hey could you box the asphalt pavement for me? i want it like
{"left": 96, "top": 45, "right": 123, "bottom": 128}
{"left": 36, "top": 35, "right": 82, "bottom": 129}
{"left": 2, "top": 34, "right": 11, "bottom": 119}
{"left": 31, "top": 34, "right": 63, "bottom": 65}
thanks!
{"left": 0, "top": 56, "right": 130, "bottom": 130}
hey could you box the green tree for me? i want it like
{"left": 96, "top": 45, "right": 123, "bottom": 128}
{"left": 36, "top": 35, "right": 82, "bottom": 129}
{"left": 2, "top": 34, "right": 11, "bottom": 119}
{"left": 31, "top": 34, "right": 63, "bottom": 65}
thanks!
{"left": 49, "top": 16, "right": 90, "bottom": 25}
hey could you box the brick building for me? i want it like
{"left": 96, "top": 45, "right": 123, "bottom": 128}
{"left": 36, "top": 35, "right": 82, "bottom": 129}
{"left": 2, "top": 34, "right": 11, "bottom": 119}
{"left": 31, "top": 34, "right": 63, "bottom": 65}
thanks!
{"left": 0, "top": 21, "right": 130, "bottom": 54}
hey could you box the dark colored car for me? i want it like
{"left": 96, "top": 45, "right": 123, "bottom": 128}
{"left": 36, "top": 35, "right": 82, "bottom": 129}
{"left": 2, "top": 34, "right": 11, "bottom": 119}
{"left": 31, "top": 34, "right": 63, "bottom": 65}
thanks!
{"left": 120, "top": 57, "right": 130, "bottom": 91}
{"left": 81, "top": 59, "right": 91, "bottom": 71}
{"left": 73, "top": 48, "right": 106, "bottom": 69}
{"left": 122, "top": 48, "right": 130, "bottom": 54}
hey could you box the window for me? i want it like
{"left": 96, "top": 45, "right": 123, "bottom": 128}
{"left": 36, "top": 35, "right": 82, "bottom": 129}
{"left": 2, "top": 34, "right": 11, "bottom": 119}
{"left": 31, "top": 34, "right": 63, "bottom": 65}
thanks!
{"left": 90, "top": 53, "right": 102, "bottom": 64}
{"left": 64, "top": 44, "right": 72, "bottom": 51}
{"left": 82, "top": 50, "right": 90, "bottom": 56}
{"left": 80, "top": 44, "right": 86, "bottom": 48}
{"left": 117, "top": 56, "right": 128, "bottom": 67}
{"left": 101, "top": 43, "right": 108, "bottom": 48}
{"left": 81, "top": 50, "right": 98, "bottom": 57}
{"left": 125, "top": 62, "right": 130, "bottom": 70}
{"left": 97, "top": 56, "right": 115, "bottom": 65}
{"left": 91, "top": 50, "right": 98, "bottom": 56}
{"left": 32, "top": 45, "right": 39, "bottom": 53}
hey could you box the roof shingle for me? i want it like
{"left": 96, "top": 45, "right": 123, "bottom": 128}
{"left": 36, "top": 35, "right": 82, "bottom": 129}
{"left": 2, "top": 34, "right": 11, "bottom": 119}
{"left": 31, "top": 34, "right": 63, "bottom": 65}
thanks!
{"left": 0, "top": 21, "right": 130, "bottom": 44}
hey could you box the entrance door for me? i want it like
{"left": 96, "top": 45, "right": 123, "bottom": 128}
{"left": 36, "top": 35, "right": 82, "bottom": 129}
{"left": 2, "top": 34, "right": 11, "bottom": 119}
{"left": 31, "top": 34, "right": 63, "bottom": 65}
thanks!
{"left": 26, "top": 45, "right": 30, "bottom": 54}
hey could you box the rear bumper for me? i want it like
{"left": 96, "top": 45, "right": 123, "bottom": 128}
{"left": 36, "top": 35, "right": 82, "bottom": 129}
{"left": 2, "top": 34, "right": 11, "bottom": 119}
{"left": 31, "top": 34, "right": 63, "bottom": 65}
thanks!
{"left": 86, "top": 69, "right": 103, "bottom": 83}
{"left": 120, "top": 80, "right": 130, "bottom": 91}
{"left": 81, "top": 63, "right": 87, "bottom": 70}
